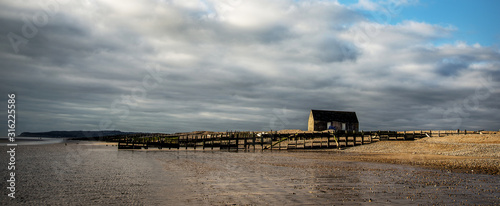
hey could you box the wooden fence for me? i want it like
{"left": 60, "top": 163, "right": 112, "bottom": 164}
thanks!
{"left": 115, "top": 129, "right": 472, "bottom": 150}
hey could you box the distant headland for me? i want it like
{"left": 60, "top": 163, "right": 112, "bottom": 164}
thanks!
{"left": 19, "top": 130, "right": 138, "bottom": 138}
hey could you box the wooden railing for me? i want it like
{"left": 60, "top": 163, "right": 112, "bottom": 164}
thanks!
{"left": 116, "top": 129, "right": 474, "bottom": 150}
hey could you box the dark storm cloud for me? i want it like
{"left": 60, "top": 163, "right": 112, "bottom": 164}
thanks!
{"left": 1, "top": 0, "right": 499, "bottom": 133}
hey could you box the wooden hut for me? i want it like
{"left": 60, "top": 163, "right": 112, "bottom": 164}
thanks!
{"left": 308, "top": 110, "right": 359, "bottom": 132}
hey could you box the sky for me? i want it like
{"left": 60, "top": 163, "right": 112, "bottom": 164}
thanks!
{"left": 1, "top": 0, "right": 499, "bottom": 134}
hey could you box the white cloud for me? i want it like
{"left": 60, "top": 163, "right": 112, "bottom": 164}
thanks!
{"left": 353, "top": 0, "right": 380, "bottom": 11}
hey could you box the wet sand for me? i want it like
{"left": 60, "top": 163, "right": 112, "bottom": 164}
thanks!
{"left": 148, "top": 134, "right": 500, "bottom": 204}
{"left": 155, "top": 150, "right": 499, "bottom": 205}
{"left": 112, "top": 134, "right": 500, "bottom": 204}
{"left": 3, "top": 138, "right": 498, "bottom": 205}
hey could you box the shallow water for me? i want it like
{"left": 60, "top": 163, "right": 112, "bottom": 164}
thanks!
{"left": 1, "top": 141, "right": 499, "bottom": 205}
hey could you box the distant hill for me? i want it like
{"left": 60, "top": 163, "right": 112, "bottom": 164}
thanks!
{"left": 19, "top": 130, "right": 137, "bottom": 138}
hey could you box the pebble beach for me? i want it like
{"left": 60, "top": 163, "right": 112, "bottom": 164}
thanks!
{"left": 340, "top": 133, "right": 500, "bottom": 175}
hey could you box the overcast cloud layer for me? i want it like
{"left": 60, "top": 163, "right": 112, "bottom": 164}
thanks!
{"left": 1, "top": 0, "right": 499, "bottom": 133}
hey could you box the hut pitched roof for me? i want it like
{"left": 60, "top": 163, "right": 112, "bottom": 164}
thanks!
{"left": 311, "top": 110, "right": 358, "bottom": 123}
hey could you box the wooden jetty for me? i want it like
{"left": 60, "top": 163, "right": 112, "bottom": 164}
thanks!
{"left": 115, "top": 130, "right": 473, "bottom": 151}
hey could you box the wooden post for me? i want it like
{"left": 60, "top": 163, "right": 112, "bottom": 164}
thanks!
{"left": 253, "top": 132, "right": 256, "bottom": 151}
{"left": 327, "top": 131, "right": 330, "bottom": 148}
{"left": 236, "top": 133, "right": 239, "bottom": 152}
{"left": 261, "top": 134, "right": 264, "bottom": 151}
{"left": 349, "top": 131, "right": 352, "bottom": 146}
{"left": 356, "top": 131, "right": 359, "bottom": 145}
{"left": 294, "top": 133, "right": 299, "bottom": 149}
{"left": 224, "top": 133, "right": 227, "bottom": 151}
{"left": 303, "top": 133, "right": 306, "bottom": 149}
{"left": 279, "top": 134, "right": 281, "bottom": 150}
{"left": 319, "top": 132, "right": 322, "bottom": 148}
{"left": 244, "top": 135, "right": 247, "bottom": 151}
{"left": 310, "top": 136, "right": 314, "bottom": 149}
{"left": 168, "top": 137, "right": 171, "bottom": 150}
{"left": 361, "top": 131, "right": 364, "bottom": 145}
{"left": 354, "top": 131, "right": 357, "bottom": 145}
{"left": 305, "top": 134, "right": 308, "bottom": 149}
{"left": 270, "top": 133, "right": 273, "bottom": 151}
{"left": 228, "top": 133, "right": 232, "bottom": 152}
{"left": 346, "top": 130, "right": 349, "bottom": 146}
{"left": 202, "top": 135, "right": 205, "bottom": 150}
{"left": 345, "top": 130, "right": 348, "bottom": 147}
{"left": 304, "top": 135, "right": 307, "bottom": 149}
{"left": 286, "top": 134, "right": 291, "bottom": 150}
{"left": 211, "top": 135, "right": 214, "bottom": 150}
{"left": 193, "top": 135, "right": 196, "bottom": 150}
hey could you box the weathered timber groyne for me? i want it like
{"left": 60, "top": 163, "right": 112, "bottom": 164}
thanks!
{"left": 116, "top": 130, "right": 476, "bottom": 150}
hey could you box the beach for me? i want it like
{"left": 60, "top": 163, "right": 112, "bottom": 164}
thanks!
{"left": 156, "top": 150, "right": 499, "bottom": 205}
{"left": 340, "top": 133, "right": 500, "bottom": 175}
{"left": 1, "top": 135, "right": 499, "bottom": 205}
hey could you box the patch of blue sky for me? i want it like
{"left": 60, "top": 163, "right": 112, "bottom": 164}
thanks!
{"left": 337, "top": 0, "right": 500, "bottom": 46}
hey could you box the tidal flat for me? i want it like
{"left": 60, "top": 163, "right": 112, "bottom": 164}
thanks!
{"left": 0, "top": 141, "right": 498, "bottom": 205}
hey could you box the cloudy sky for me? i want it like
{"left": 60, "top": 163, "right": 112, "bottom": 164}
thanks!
{"left": 1, "top": 0, "right": 499, "bottom": 133}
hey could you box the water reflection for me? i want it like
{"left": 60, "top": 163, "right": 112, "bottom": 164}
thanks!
{"left": 0, "top": 137, "right": 65, "bottom": 146}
